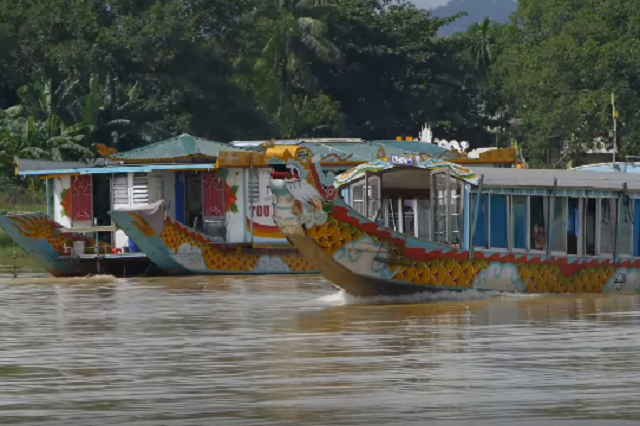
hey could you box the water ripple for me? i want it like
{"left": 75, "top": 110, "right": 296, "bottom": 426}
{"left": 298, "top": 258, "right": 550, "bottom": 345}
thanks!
{"left": 0, "top": 274, "right": 638, "bottom": 425}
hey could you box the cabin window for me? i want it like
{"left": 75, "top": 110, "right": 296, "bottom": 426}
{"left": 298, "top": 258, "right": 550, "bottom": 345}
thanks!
{"left": 619, "top": 198, "right": 633, "bottom": 257}
{"left": 584, "top": 198, "right": 597, "bottom": 256}
{"left": 403, "top": 200, "right": 415, "bottom": 236}
{"left": 367, "top": 176, "right": 381, "bottom": 221}
{"left": 472, "top": 193, "right": 488, "bottom": 248}
{"left": 351, "top": 183, "right": 365, "bottom": 216}
{"left": 599, "top": 198, "right": 616, "bottom": 256}
{"left": 416, "top": 199, "right": 430, "bottom": 240}
{"left": 490, "top": 195, "right": 508, "bottom": 249}
{"left": 511, "top": 195, "right": 527, "bottom": 250}
{"left": 432, "top": 173, "right": 448, "bottom": 244}
{"left": 529, "top": 196, "right": 548, "bottom": 251}
{"left": 567, "top": 198, "right": 579, "bottom": 255}
{"left": 383, "top": 198, "right": 401, "bottom": 232}
{"left": 551, "top": 197, "right": 567, "bottom": 253}
{"left": 450, "top": 180, "right": 463, "bottom": 247}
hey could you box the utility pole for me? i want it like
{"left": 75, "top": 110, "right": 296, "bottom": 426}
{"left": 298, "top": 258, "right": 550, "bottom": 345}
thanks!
{"left": 612, "top": 92, "right": 617, "bottom": 166}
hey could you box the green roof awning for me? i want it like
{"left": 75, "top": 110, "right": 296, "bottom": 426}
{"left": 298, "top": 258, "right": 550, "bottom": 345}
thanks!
{"left": 107, "top": 134, "right": 250, "bottom": 163}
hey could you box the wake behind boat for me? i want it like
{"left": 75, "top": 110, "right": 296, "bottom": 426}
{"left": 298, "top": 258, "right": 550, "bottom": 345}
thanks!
{"left": 268, "top": 145, "right": 640, "bottom": 296}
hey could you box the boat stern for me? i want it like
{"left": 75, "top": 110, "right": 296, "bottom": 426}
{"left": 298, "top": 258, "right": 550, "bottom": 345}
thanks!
{"left": 0, "top": 213, "right": 90, "bottom": 276}
{"left": 109, "top": 205, "right": 190, "bottom": 275}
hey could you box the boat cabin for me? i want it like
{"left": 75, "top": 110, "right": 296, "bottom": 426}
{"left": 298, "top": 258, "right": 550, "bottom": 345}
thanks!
{"left": 16, "top": 135, "right": 260, "bottom": 253}
{"left": 339, "top": 158, "right": 640, "bottom": 259}
{"left": 338, "top": 156, "right": 468, "bottom": 247}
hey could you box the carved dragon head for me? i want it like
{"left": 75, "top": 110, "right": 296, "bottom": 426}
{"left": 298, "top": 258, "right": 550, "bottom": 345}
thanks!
{"left": 267, "top": 146, "right": 337, "bottom": 234}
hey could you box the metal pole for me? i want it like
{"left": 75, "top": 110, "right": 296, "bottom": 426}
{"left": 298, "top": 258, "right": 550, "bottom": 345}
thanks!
{"left": 398, "top": 196, "right": 404, "bottom": 234}
{"left": 445, "top": 170, "right": 450, "bottom": 244}
{"left": 469, "top": 175, "right": 484, "bottom": 260}
{"left": 45, "top": 178, "right": 51, "bottom": 217}
{"left": 249, "top": 155, "right": 254, "bottom": 243}
{"left": 364, "top": 171, "right": 369, "bottom": 219}
{"left": 413, "top": 197, "right": 419, "bottom": 238}
{"left": 612, "top": 92, "right": 617, "bottom": 166}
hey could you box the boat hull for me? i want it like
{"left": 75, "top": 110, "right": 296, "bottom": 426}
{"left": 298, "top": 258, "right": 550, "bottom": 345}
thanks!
{"left": 268, "top": 168, "right": 640, "bottom": 297}
{"left": 109, "top": 210, "right": 317, "bottom": 275}
{"left": 0, "top": 213, "right": 160, "bottom": 277}
{"left": 276, "top": 198, "right": 640, "bottom": 296}
{"left": 286, "top": 233, "right": 438, "bottom": 296}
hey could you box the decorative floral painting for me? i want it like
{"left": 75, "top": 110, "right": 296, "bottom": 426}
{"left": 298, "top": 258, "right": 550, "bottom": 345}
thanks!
{"left": 216, "top": 169, "right": 239, "bottom": 214}
{"left": 59, "top": 187, "right": 71, "bottom": 217}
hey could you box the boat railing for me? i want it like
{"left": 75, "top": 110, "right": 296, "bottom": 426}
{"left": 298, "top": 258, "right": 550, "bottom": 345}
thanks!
{"left": 58, "top": 225, "right": 118, "bottom": 257}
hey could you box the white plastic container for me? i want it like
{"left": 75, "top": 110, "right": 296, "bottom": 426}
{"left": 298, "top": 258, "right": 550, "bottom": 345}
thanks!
{"left": 72, "top": 241, "right": 85, "bottom": 257}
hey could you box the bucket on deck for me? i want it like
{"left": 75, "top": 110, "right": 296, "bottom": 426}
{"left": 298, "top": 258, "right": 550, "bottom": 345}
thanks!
{"left": 72, "top": 241, "right": 85, "bottom": 257}
{"left": 128, "top": 238, "right": 140, "bottom": 253}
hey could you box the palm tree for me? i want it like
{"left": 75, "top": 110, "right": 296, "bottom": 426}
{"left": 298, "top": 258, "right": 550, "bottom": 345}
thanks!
{"left": 468, "top": 18, "right": 494, "bottom": 97}
{"left": 262, "top": 0, "right": 340, "bottom": 115}
{"left": 470, "top": 18, "right": 494, "bottom": 79}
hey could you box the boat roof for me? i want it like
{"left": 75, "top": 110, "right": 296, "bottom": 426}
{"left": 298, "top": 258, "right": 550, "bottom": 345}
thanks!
{"left": 473, "top": 167, "right": 640, "bottom": 191}
{"left": 106, "top": 134, "right": 249, "bottom": 163}
{"left": 335, "top": 158, "right": 640, "bottom": 193}
{"left": 232, "top": 138, "right": 457, "bottom": 160}
{"left": 569, "top": 162, "right": 640, "bottom": 173}
{"left": 15, "top": 134, "right": 518, "bottom": 177}
{"left": 18, "top": 163, "right": 217, "bottom": 177}
{"left": 230, "top": 138, "right": 365, "bottom": 147}
{"left": 16, "top": 158, "right": 105, "bottom": 172}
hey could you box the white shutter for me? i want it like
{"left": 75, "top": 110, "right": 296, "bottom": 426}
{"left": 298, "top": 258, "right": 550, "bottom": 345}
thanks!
{"left": 132, "top": 173, "right": 149, "bottom": 205}
{"left": 112, "top": 174, "right": 129, "bottom": 205}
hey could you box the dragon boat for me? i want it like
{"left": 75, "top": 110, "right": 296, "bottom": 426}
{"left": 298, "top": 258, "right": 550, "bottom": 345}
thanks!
{"left": 268, "top": 146, "right": 640, "bottom": 296}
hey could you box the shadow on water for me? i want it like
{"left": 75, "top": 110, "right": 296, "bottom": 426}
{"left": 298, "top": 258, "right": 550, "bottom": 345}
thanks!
{"left": 0, "top": 274, "right": 639, "bottom": 425}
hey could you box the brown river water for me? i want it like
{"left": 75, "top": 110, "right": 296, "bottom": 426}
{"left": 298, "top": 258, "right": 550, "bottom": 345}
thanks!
{"left": 0, "top": 273, "right": 640, "bottom": 425}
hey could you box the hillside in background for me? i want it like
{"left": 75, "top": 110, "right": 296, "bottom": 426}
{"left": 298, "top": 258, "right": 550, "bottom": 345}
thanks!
{"left": 432, "top": 0, "right": 517, "bottom": 36}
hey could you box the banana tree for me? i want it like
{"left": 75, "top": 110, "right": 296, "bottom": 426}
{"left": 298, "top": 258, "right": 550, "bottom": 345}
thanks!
{"left": 0, "top": 116, "right": 47, "bottom": 164}
{"left": 70, "top": 74, "right": 154, "bottom": 151}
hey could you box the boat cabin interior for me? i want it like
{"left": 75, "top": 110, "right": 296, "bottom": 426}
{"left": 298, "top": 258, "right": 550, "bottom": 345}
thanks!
{"left": 340, "top": 165, "right": 640, "bottom": 258}
{"left": 341, "top": 166, "right": 466, "bottom": 248}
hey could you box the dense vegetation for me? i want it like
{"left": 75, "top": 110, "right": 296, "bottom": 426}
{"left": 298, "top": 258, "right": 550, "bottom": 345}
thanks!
{"left": 0, "top": 0, "right": 637, "bottom": 175}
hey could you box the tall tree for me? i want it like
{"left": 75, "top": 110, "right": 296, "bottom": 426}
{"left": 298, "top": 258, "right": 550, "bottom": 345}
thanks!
{"left": 494, "top": 0, "right": 640, "bottom": 166}
{"left": 260, "top": 0, "right": 340, "bottom": 116}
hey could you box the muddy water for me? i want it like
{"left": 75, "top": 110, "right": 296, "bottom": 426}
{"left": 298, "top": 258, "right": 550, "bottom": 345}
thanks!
{"left": 0, "top": 274, "right": 640, "bottom": 425}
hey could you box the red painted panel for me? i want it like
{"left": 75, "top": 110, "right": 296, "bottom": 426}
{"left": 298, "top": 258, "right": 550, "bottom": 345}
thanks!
{"left": 203, "top": 172, "right": 224, "bottom": 217}
{"left": 71, "top": 174, "right": 92, "bottom": 221}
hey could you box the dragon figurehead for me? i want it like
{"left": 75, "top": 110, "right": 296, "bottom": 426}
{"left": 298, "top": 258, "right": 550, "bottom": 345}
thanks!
{"left": 267, "top": 146, "right": 338, "bottom": 233}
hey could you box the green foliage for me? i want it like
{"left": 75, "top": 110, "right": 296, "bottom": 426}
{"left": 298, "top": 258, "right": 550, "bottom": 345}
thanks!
{"left": 0, "top": 0, "right": 504, "bottom": 167}
{"left": 487, "top": 0, "right": 640, "bottom": 166}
